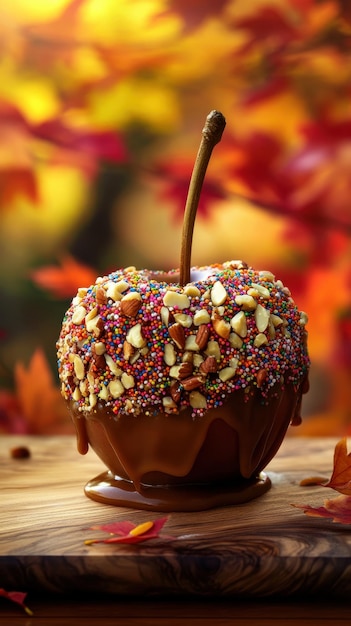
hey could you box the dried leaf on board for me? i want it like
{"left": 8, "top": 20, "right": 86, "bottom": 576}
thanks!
{"left": 292, "top": 495, "right": 351, "bottom": 525}
{"left": 85, "top": 517, "right": 171, "bottom": 545}
{"left": 0, "top": 588, "right": 33, "bottom": 615}
{"left": 292, "top": 438, "right": 351, "bottom": 524}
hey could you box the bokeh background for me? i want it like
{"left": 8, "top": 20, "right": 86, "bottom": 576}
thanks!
{"left": 0, "top": 0, "right": 350, "bottom": 436}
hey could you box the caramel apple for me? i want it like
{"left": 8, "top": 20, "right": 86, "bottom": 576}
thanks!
{"left": 57, "top": 111, "right": 310, "bottom": 511}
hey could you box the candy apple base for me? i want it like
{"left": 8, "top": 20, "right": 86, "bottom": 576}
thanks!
{"left": 84, "top": 471, "right": 271, "bottom": 512}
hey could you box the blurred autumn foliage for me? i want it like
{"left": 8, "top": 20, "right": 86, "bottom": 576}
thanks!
{"left": 0, "top": 0, "right": 350, "bottom": 436}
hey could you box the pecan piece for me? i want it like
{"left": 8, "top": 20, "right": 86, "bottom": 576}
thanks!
{"left": 195, "top": 324, "right": 210, "bottom": 350}
{"left": 181, "top": 375, "right": 203, "bottom": 391}
{"left": 169, "top": 323, "right": 185, "bottom": 350}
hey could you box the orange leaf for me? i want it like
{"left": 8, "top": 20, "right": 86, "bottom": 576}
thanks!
{"left": 322, "top": 438, "right": 351, "bottom": 495}
{"left": 14, "top": 348, "right": 72, "bottom": 434}
{"left": 292, "top": 495, "right": 351, "bottom": 525}
{"left": 31, "top": 255, "right": 97, "bottom": 299}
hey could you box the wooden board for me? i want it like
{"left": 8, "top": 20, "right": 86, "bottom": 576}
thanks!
{"left": 0, "top": 435, "right": 350, "bottom": 598}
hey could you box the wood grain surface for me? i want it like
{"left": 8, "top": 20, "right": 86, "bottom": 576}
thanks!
{"left": 0, "top": 435, "right": 350, "bottom": 601}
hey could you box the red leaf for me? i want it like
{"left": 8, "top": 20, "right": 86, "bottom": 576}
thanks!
{"left": 234, "top": 6, "right": 297, "bottom": 47}
{"left": 30, "top": 254, "right": 97, "bottom": 299}
{"left": 155, "top": 160, "right": 226, "bottom": 220}
{"left": 0, "top": 588, "right": 33, "bottom": 615}
{"left": 292, "top": 495, "right": 351, "bottom": 525}
{"left": 85, "top": 516, "right": 171, "bottom": 545}
{"left": 33, "top": 119, "right": 128, "bottom": 165}
{"left": 155, "top": 0, "right": 230, "bottom": 33}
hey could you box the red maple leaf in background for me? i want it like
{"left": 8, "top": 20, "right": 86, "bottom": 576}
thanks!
{"left": 32, "top": 118, "right": 128, "bottom": 178}
{"left": 155, "top": 0, "right": 230, "bottom": 33}
{"left": 30, "top": 254, "right": 97, "bottom": 299}
{"left": 234, "top": 5, "right": 298, "bottom": 53}
{"left": 154, "top": 160, "right": 226, "bottom": 220}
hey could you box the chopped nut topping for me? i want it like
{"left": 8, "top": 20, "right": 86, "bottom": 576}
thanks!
{"left": 174, "top": 313, "right": 193, "bottom": 328}
{"left": 182, "top": 350, "right": 194, "bottom": 363}
{"left": 200, "top": 355, "right": 218, "bottom": 374}
{"left": 193, "top": 309, "right": 211, "bottom": 326}
{"left": 259, "top": 270, "right": 275, "bottom": 282}
{"left": 249, "top": 283, "right": 270, "bottom": 299}
{"left": 256, "top": 368, "right": 268, "bottom": 388}
{"left": 99, "top": 385, "right": 109, "bottom": 401}
{"left": 120, "top": 292, "right": 142, "bottom": 317}
{"left": 254, "top": 333, "right": 268, "bottom": 347}
{"left": 126, "top": 323, "right": 147, "bottom": 348}
{"left": 299, "top": 311, "right": 309, "bottom": 326}
{"left": 105, "top": 354, "right": 122, "bottom": 376}
{"left": 212, "top": 315, "right": 231, "bottom": 339}
{"left": 164, "top": 343, "right": 177, "bottom": 366}
{"left": 195, "top": 324, "right": 210, "bottom": 350}
{"left": 162, "top": 396, "right": 177, "bottom": 412}
{"left": 163, "top": 290, "right": 190, "bottom": 310}
{"left": 189, "top": 390, "right": 207, "bottom": 409}
{"left": 181, "top": 375, "right": 203, "bottom": 391}
{"left": 86, "top": 314, "right": 102, "bottom": 334}
{"left": 185, "top": 334, "right": 201, "bottom": 352}
{"left": 205, "top": 340, "right": 221, "bottom": 362}
{"left": 230, "top": 311, "right": 247, "bottom": 338}
{"left": 169, "top": 323, "right": 186, "bottom": 350}
{"left": 169, "top": 364, "right": 183, "bottom": 379}
{"left": 255, "top": 304, "right": 270, "bottom": 332}
{"left": 170, "top": 380, "right": 182, "bottom": 403}
{"left": 160, "top": 306, "right": 172, "bottom": 326}
{"left": 235, "top": 294, "right": 257, "bottom": 311}
{"left": 96, "top": 287, "right": 107, "bottom": 305}
{"left": 211, "top": 280, "right": 227, "bottom": 306}
{"left": 123, "top": 340, "right": 134, "bottom": 361}
{"left": 109, "top": 379, "right": 125, "bottom": 398}
{"left": 94, "top": 341, "right": 106, "bottom": 355}
{"left": 72, "top": 386, "right": 81, "bottom": 401}
{"left": 193, "top": 353, "right": 204, "bottom": 368}
{"left": 270, "top": 314, "right": 284, "bottom": 327}
{"left": 73, "top": 355, "right": 85, "bottom": 380}
{"left": 219, "top": 366, "right": 236, "bottom": 382}
{"left": 178, "top": 362, "right": 193, "bottom": 379}
{"left": 105, "top": 280, "right": 129, "bottom": 301}
{"left": 184, "top": 284, "right": 201, "bottom": 297}
{"left": 228, "top": 332, "right": 243, "bottom": 349}
{"left": 121, "top": 373, "right": 135, "bottom": 389}
{"left": 72, "top": 306, "right": 87, "bottom": 325}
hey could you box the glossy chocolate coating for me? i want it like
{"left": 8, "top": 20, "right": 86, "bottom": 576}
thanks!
{"left": 69, "top": 375, "right": 307, "bottom": 511}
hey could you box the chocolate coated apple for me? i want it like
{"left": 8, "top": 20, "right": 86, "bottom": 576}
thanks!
{"left": 57, "top": 261, "right": 309, "bottom": 510}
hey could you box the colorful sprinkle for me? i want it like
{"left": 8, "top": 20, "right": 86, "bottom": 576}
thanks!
{"left": 56, "top": 261, "right": 310, "bottom": 419}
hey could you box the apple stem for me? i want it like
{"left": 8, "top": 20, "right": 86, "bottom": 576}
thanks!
{"left": 179, "top": 110, "right": 226, "bottom": 286}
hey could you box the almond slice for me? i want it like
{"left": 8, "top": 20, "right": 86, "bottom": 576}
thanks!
{"left": 210, "top": 281, "right": 227, "bottom": 306}
{"left": 163, "top": 290, "right": 190, "bottom": 310}
{"left": 126, "top": 323, "right": 147, "bottom": 348}
{"left": 255, "top": 304, "right": 270, "bottom": 332}
{"left": 230, "top": 311, "right": 247, "bottom": 338}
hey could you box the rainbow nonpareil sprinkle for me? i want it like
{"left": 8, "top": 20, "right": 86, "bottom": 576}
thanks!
{"left": 56, "top": 261, "right": 310, "bottom": 419}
